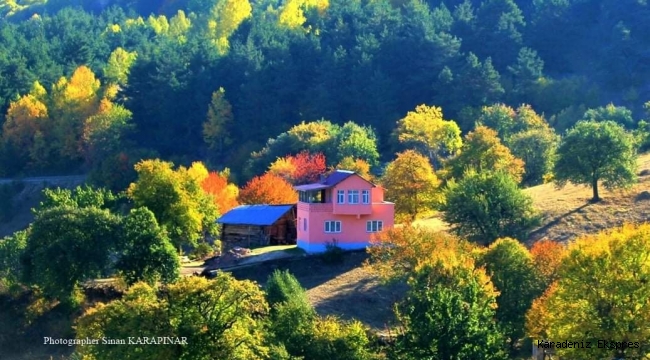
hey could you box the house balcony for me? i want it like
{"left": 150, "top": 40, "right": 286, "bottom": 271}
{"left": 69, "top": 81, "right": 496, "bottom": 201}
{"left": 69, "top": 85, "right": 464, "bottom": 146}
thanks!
{"left": 297, "top": 202, "right": 333, "bottom": 213}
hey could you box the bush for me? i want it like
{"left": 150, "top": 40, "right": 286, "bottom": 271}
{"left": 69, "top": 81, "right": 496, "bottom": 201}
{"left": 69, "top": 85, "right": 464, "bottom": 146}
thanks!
{"left": 265, "top": 270, "right": 308, "bottom": 307}
{"left": 191, "top": 241, "right": 216, "bottom": 260}
{"left": 321, "top": 239, "right": 344, "bottom": 265}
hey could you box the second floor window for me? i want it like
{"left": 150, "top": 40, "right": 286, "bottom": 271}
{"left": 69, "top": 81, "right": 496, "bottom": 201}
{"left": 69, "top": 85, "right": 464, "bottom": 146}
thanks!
{"left": 337, "top": 190, "right": 345, "bottom": 204}
{"left": 304, "top": 218, "right": 307, "bottom": 231}
{"left": 348, "top": 190, "right": 359, "bottom": 204}
{"left": 325, "top": 220, "right": 341, "bottom": 233}
{"left": 362, "top": 190, "right": 370, "bottom": 204}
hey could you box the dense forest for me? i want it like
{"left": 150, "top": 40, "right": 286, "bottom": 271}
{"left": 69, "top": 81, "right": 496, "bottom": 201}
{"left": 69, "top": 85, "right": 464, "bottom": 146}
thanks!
{"left": 1, "top": 0, "right": 649, "bottom": 184}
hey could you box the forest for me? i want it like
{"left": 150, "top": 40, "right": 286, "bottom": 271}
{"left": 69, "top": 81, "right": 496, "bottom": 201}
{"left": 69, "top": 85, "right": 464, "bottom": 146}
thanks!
{"left": 0, "top": 0, "right": 649, "bottom": 183}
{"left": 1, "top": 0, "right": 650, "bottom": 359}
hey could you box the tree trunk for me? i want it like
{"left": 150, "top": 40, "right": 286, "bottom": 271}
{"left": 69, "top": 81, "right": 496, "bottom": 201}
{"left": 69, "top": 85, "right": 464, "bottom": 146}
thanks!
{"left": 591, "top": 177, "right": 600, "bottom": 202}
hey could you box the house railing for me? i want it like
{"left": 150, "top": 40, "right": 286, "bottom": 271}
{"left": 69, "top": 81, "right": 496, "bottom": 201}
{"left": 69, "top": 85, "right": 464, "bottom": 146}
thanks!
{"left": 297, "top": 202, "right": 333, "bottom": 213}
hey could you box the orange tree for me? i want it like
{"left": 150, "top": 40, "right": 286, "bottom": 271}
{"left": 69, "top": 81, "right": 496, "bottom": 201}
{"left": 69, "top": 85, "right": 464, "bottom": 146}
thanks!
{"left": 239, "top": 173, "right": 298, "bottom": 204}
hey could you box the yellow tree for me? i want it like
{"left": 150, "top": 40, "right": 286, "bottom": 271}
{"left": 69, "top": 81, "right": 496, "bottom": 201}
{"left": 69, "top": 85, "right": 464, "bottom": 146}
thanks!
{"left": 147, "top": 14, "right": 169, "bottom": 35}
{"left": 381, "top": 150, "right": 441, "bottom": 222}
{"left": 104, "top": 47, "right": 138, "bottom": 86}
{"left": 169, "top": 10, "right": 192, "bottom": 43}
{"left": 335, "top": 156, "right": 372, "bottom": 180}
{"left": 446, "top": 126, "right": 525, "bottom": 182}
{"left": 208, "top": 0, "right": 252, "bottom": 55}
{"left": 394, "top": 104, "right": 462, "bottom": 165}
{"left": 526, "top": 224, "right": 650, "bottom": 359}
{"left": 279, "top": 0, "right": 329, "bottom": 29}
{"left": 50, "top": 66, "right": 102, "bottom": 162}
{"left": 203, "top": 87, "right": 233, "bottom": 156}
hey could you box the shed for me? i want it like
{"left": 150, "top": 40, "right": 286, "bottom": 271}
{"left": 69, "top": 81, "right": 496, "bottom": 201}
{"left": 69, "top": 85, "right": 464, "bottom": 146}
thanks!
{"left": 216, "top": 204, "right": 297, "bottom": 250}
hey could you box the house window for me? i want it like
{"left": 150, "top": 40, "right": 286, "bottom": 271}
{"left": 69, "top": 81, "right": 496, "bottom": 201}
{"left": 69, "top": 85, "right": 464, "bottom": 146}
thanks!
{"left": 324, "top": 220, "right": 342, "bottom": 233}
{"left": 337, "top": 190, "right": 345, "bottom": 204}
{"left": 366, "top": 220, "right": 383, "bottom": 233}
{"left": 347, "top": 190, "right": 359, "bottom": 204}
{"left": 362, "top": 190, "right": 370, "bottom": 204}
{"left": 304, "top": 218, "right": 307, "bottom": 231}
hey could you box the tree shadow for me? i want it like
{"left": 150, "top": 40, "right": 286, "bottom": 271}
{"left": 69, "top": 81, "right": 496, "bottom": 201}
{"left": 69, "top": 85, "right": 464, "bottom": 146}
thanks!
{"left": 528, "top": 202, "right": 592, "bottom": 242}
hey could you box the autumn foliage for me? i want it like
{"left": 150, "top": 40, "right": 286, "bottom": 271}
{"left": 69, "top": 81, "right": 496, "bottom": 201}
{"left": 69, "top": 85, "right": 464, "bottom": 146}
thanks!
{"left": 201, "top": 170, "right": 239, "bottom": 213}
{"left": 529, "top": 239, "right": 566, "bottom": 284}
{"left": 268, "top": 151, "right": 326, "bottom": 185}
{"left": 239, "top": 173, "right": 298, "bottom": 205}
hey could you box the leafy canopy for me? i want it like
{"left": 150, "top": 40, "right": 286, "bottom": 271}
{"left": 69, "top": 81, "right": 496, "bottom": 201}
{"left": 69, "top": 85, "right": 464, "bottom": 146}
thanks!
{"left": 554, "top": 120, "right": 637, "bottom": 201}
{"left": 394, "top": 104, "right": 462, "bottom": 165}
{"left": 127, "top": 160, "right": 219, "bottom": 249}
{"left": 526, "top": 224, "right": 650, "bottom": 359}
{"left": 441, "top": 170, "right": 538, "bottom": 244}
{"left": 381, "top": 150, "right": 441, "bottom": 222}
{"left": 447, "top": 126, "right": 525, "bottom": 182}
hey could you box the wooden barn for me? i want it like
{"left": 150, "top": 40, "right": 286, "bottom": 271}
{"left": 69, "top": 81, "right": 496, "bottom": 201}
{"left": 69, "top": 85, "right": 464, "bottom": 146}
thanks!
{"left": 216, "top": 204, "right": 297, "bottom": 250}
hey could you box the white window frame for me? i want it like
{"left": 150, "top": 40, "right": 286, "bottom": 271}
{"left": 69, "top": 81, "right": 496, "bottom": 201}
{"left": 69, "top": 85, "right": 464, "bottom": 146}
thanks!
{"left": 362, "top": 190, "right": 370, "bottom": 204}
{"left": 324, "top": 220, "right": 342, "bottom": 233}
{"left": 366, "top": 220, "right": 383, "bottom": 233}
{"left": 337, "top": 190, "right": 345, "bottom": 204}
{"left": 347, "top": 190, "right": 359, "bottom": 204}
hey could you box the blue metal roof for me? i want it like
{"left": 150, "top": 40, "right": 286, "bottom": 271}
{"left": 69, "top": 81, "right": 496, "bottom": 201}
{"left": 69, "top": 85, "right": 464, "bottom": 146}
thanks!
{"left": 216, "top": 204, "right": 294, "bottom": 226}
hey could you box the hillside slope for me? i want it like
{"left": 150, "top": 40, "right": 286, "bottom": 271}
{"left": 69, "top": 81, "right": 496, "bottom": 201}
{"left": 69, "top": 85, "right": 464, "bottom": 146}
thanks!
{"left": 524, "top": 152, "right": 650, "bottom": 245}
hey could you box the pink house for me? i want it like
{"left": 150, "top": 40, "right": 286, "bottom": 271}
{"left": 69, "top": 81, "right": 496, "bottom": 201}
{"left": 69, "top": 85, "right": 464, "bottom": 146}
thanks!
{"left": 294, "top": 170, "right": 395, "bottom": 253}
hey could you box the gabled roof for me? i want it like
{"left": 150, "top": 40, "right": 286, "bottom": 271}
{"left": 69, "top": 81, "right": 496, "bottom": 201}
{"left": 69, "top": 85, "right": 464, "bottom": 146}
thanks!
{"left": 216, "top": 204, "right": 295, "bottom": 226}
{"left": 294, "top": 170, "right": 375, "bottom": 191}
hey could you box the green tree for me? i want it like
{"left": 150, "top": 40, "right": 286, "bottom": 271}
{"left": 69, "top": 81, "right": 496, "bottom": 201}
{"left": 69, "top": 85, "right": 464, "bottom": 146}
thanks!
{"left": 76, "top": 274, "right": 270, "bottom": 360}
{"left": 477, "top": 104, "right": 547, "bottom": 142}
{"left": 335, "top": 121, "right": 380, "bottom": 167}
{"left": 21, "top": 206, "right": 121, "bottom": 306}
{"left": 265, "top": 269, "right": 310, "bottom": 308}
{"left": 265, "top": 270, "right": 373, "bottom": 360}
{"left": 203, "top": 87, "right": 234, "bottom": 158}
{"left": 447, "top": 126, "right": 525, "bottom": 182}
{"left": 554, "top": 121, "right": 637, "bottom": 202}
{"left": 381, "top": 150, "right": 441, "bottom": 222}
{"left": 116, "top": 207, "right": 180, "bottom": 286}
{"left": 393, "top": 104, "right": 462, "bottom": 165}
{"left": 127, "top": 160, "right": 219, "bottom": 250}
{"left": 526, "top": 224, "right": 650, "bottom": 359}
{"left": 477, "top": 238, "right": 542, "bottom": 352}
{"left": 394, "top": 261, "right": 507, "bottom": 360}
{"left": 509, "top": 126, "right": 559, "bottom": 186}
{"left": 35, "top": 185, "right": 120, "bottom": 213}
{"left": 441, "top": 170, "right": 538, "bottom": 244}
{"left": 0, "top": 230, "right": 27, "bottom": 290}
{"left": 582, "top": 103, "right": 635, "bottom": 128}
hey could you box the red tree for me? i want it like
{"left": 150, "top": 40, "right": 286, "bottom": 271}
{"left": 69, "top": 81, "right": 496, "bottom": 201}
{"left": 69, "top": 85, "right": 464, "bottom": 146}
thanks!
{"left": 290, "top": 151, "right": 326, "bottom": 185}
{"left": 239, "top": 173, "right": 298, "bottom": 204}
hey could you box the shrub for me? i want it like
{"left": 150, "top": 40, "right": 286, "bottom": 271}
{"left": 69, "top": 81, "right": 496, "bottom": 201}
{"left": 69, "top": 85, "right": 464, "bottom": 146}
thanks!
{"left": 322, "top": 239, "right": 344, "bottom": 265}
{"left": 265, "top": 270, "right": 308, "bottom": 307}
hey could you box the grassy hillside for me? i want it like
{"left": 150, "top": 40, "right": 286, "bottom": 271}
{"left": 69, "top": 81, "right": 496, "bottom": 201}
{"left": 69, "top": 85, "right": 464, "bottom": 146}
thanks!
{"left": 524, "top": 152, "right": 650, "bottom": 245}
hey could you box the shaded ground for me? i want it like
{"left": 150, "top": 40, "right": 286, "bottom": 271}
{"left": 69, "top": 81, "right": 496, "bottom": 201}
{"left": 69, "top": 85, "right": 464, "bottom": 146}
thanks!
{"left": 230, "top": 251, "right": 405, "bottom": 332}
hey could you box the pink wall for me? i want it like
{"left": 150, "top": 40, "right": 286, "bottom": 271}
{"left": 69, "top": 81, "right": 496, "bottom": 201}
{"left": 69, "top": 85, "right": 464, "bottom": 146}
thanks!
{"left": 332, "top": 176, "right": 374, "bottom": 215}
